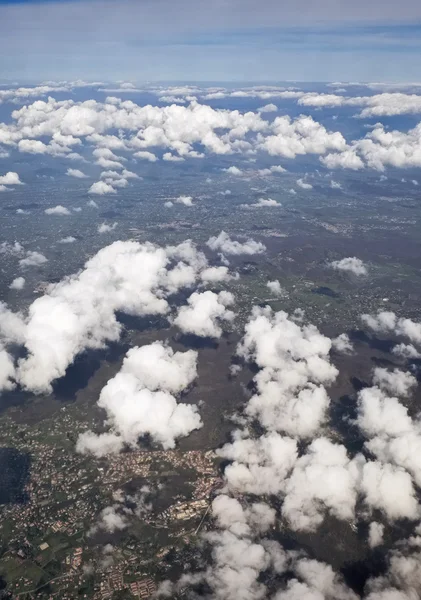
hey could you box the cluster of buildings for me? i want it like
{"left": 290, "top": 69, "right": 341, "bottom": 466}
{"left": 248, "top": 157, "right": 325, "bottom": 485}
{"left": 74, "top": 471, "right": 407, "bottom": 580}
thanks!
{"left": 98, "top": 567, "right": 124, "bottom": 597}
{"left": 0, "top": 434, "right": 103, "bottom": 543}
{"left": 104, "top": 448, "right": 218, "bottom": 486}
{"left": 158, "top": 498, "right": 208, "bottom": 524}
{"left": 65, "top": 547, "right": 83, "bottom": 571}
{"left": 129, "top": 578, "right": 157, "bottom": 598}
{"left": 0, "top": 406, "right": 222, "bottom": 598}
{"left": 95, "top": 563, "right": 157, "bottom": 600}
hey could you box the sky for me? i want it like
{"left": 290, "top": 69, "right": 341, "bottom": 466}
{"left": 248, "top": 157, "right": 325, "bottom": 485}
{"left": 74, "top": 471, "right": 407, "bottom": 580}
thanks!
{"left": 0, "top": 0, "right": 421, "bottom": 82}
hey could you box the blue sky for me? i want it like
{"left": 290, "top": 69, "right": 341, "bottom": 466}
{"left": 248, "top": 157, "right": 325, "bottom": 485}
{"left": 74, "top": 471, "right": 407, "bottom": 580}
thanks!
{"left": 1, "top": 0, "right": 421, "bottom": 82}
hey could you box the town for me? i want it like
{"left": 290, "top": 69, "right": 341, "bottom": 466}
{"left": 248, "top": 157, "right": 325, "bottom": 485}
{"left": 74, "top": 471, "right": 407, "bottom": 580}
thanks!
{"left": 0, "top": 407, "right": 222, "bottom": 599}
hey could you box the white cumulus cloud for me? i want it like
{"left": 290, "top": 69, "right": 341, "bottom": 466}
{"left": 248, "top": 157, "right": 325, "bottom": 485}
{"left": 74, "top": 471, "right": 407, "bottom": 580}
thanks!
{"left": 77, "top": 341, "right": 202, "bottom": 455}
{"left": 0, "top": 171, "right": 23, "bottom": 185}
{"left": 207, "top": 231, "right": 266, "bottom": 255}
{"left": 173, "top": 290, "right": 235, "bottom": 338}
{"left": 9, "top": 277, "right": 25, "bottom": 290}
{"left": 330, "top": 257, "right": 367, "bottom": 276}
{"left": 45, "top": 205, "right": 71, "bottom": 216}
{"left": 66, "top": 168, "right": 87, "bottom": 178}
